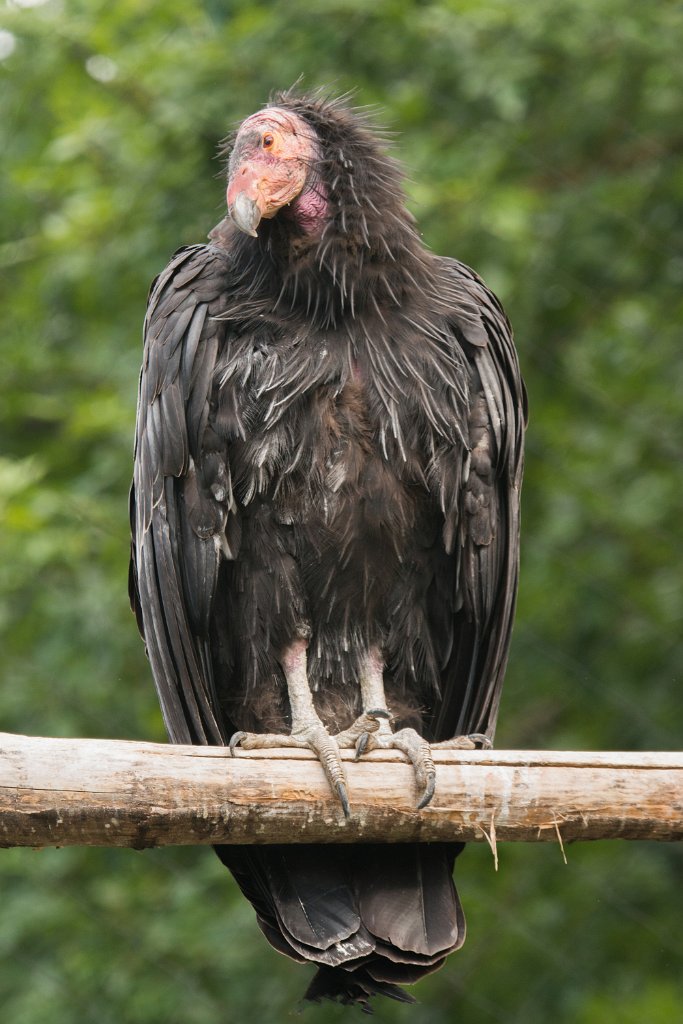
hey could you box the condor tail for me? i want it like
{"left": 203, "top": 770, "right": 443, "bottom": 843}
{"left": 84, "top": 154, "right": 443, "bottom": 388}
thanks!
{"left": 214, "top": 841, "right": 466, "bottom": 1010}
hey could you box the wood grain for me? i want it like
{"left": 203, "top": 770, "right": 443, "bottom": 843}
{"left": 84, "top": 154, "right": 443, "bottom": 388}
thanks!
{"left": 0, "top": 733, "right": 681, "bottom": 848}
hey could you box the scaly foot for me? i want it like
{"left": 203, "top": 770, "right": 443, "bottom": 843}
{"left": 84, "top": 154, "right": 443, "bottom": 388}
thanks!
{"left": 333, "top": 708, "right": 389, "bottom": 747}
{"left": 230, "top": 720, "right": 351, "bottom": 818}
{"left": 231, "top": 637, "right": 354, "bottom": 816}
{"left": 356, "top": 713, "right": 492, "bottom": 809}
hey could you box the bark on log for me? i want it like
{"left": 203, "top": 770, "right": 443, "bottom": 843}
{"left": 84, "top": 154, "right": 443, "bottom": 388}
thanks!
{"left": 0, "top": 732, "right": 681, "bottom": 848}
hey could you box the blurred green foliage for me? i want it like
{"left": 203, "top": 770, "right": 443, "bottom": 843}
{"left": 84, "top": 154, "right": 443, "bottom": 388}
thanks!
{"left": 1, "top": 1, "right": 681, "bottom": 1022}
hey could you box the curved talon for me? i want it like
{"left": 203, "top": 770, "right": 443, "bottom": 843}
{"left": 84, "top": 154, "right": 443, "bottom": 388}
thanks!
{"left": 354, "top": 732, "right": 371, "bottom": 760}
{"left": 300, "top": 725, "right": 350, "bottom": 816}
{"left": 416, "top": 772, "right": 436, "bottom": 810}
{"left": 336, "top": 781, "right": 351, "bottom": 819}
{"left": 468, "top": 733, "right": 493, "bottom": 749}
{"left": 229, "top": 731, "right": 246, "bottom": 756}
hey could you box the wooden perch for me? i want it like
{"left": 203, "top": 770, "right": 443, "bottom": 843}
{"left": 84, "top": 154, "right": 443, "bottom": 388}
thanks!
{"left": 0, "top": 732, "right": 681, "bottom": 849}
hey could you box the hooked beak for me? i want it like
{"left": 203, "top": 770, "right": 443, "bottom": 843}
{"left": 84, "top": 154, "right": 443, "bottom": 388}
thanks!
{"left": 227, "top": 161, "right": 268, "bottom": 238}
{"left": 229, "top": 192, "right": 261, "bottom": 237}
{"left": 226, "top": 147, "right": 308, "bottom": 238}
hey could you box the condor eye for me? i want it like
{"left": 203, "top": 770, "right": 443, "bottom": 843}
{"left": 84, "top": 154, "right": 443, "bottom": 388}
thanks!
{"left": 262, "top": 133, "right": 274, "bottom": 149}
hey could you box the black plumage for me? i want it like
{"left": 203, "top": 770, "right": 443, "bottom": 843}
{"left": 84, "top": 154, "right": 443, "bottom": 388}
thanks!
{"left": 129, "top": 90, "right": 526, "bottom": 1009}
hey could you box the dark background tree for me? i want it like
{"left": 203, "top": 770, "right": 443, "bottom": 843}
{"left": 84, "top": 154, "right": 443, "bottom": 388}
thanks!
{"left": 1, "top": 1, "right": 681, "bottom": 1021}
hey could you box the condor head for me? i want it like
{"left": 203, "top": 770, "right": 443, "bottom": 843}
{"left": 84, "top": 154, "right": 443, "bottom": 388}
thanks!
{"left": 226, "top": 107, "right": 323, "bottom": 237}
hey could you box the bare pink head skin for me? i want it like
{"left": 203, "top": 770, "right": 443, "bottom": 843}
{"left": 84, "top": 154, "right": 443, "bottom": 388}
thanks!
{"left": 226, "top": 107, "right": 328, "bottom": 237}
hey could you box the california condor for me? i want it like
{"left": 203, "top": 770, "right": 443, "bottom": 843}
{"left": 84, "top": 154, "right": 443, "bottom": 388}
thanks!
{"left": 130, "top": 89, "right": 526, "bottom": 1009}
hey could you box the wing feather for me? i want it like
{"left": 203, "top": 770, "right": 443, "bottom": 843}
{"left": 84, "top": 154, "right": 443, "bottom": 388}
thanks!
{"left": 428, "top": 259, "right": 526, "bottom": 742}
{"left": 130, "top": 245, "right": 232, "bottom": 745}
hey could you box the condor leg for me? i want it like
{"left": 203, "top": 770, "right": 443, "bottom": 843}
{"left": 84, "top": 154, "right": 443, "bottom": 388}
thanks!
{"left": 333, "top": 647, "right": 394, "bottom": 747}
{"left": 229, "top": 638, "right": 350, "bottom": 817}
{"left": 349, "top": 647, "right": 489, "bottom": 809}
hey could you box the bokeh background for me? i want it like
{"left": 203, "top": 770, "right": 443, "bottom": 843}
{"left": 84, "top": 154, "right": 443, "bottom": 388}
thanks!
{"left": 1, "top": 1, "right": 681, "bottom": 1022}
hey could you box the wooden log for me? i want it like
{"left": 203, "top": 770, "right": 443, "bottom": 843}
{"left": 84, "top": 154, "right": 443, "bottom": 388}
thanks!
{"left": 0, "top": 732, "right": 681, "bottom": 848}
